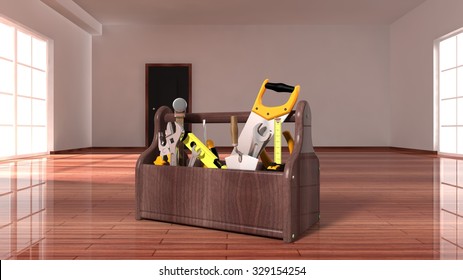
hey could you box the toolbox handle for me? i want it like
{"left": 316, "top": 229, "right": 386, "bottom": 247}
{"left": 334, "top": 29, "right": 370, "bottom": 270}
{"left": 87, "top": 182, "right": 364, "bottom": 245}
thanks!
{"left": 164, "top": 110, "right": 296, "bottom": 124}
{"left": 265, "top": 82, "right": 295, "bottom": 93}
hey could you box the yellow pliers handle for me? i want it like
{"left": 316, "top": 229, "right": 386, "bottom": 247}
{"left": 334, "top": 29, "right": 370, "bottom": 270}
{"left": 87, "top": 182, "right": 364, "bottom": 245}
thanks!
{"left": 259, "top": 130, "right": 295, "bottom": 168}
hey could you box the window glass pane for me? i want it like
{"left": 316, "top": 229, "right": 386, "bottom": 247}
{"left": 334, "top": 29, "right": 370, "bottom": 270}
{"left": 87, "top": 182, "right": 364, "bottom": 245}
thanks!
{"left": 0, "top": 22, "right": 14, "bottom": 60}
{"left": 32, "top": 127, "right": 47, "bottom": 154}
{"left": 17, "top": 97, "right": 31, "bottom": 125}
{"left": 441, "top": 69, "right": 457, "bottom": 99}
{"left": 0, "top": 126, "right": 14, "bottom": 157}
{"left": 32, "top": 99, "right": 46, "bottom": 126}
{"left": 17, "top": 64, "right": 31, "bottom": 96}
{"left": 17, "top": 126, "right": 31, "bottom": 155}
{"left": 32, "top": 37, "right": 47, "bottom": 70}
{"left": 441, "top": 127, "right": 457, "bottom": 154}
{"left": 441, "top": 99, "right": 456, "bottom": 126}
{"left": 458, "top": 34, "right": 463, "bottom": 67}
{"left": 17, "top": 31, "right": 31, "bottom": 66}
{"left": 0, "top": 59, "right": 14, "bottom": 94}
{"left": 458, "top": 67, "right": 463, "bottom": 97}
{"left": 32, "top": 69, "right": 46, "bottom": 99}
{"left": 0, "top": 94, "right": 14, "bottom": 125}
{"left": 458, "top": 99, "right": 463, "bottom": 125}
{"left": 441, "top": 36, "right": 457, "bottom": 70}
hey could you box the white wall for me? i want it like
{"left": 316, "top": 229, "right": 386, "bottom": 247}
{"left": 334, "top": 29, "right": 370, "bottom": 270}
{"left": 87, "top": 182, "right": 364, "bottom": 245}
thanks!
{"left": 390, "top": 0, "right": 463, "bottom": 151}
{"left": 92, "top": 24, "right": 390, "bottom": 147}
{"left": 0, "top": 0, "right": 92, "bottom": 151}
{"left": 5, "top": 1, "right": 461, "bottom": 151}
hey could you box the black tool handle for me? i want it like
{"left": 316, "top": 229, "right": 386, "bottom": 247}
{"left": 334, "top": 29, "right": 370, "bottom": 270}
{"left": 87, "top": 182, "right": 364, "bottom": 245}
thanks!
{"left": 265, "top": 82, "right": 295, "bottom": 93}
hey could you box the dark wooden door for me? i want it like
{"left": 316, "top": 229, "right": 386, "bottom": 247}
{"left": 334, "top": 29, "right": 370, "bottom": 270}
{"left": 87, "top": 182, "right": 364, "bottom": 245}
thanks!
{"left": 145, "top": 64, "right": 191, "bottom": 147}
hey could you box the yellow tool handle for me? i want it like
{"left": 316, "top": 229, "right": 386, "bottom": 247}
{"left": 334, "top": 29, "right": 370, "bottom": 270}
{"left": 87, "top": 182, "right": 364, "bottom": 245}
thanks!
{"left": 154, "top": 154, "right": 170, "bottom": 166}
{"left": 260, "top": 149, "right": 272, "bottom": 168}
{"left": 154, "top": 156, "right": 167, "bottom": 166}
{"left": 230, "top": 116, "right": 238, "bottom": 147}
{"left": 283, "top": 130, "right": 294, "bottom": 154}
{"left": 206, "top": 139, "right": 214, "bottom": 149}
{"left": 260, "top": 131, "right": 294, "bottom": 169}
{"left": 251, "top": 79, "right": 300, "bottom": 120}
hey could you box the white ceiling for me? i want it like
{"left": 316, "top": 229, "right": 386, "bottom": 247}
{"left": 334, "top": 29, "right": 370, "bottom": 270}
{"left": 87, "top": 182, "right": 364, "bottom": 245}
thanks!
{"left": 72, "top": 0, "right": 427, "bottom": 25}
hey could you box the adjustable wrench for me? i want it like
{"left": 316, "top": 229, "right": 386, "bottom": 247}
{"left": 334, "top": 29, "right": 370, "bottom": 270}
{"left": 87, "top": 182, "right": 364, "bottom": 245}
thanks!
{"left": 188, "top": 144, "right": 202, "bottom": 167}
{"left": 158, "top": 122, "right": 184, "bottom": 166}
{"left": 182, "top": 132, "right": 222, "bottom": 168}
{"left": 158, "top": 131, "right": 170, "bottom": 160}
{"left": 250, "top": 123, "right": 271, "bottom": 158}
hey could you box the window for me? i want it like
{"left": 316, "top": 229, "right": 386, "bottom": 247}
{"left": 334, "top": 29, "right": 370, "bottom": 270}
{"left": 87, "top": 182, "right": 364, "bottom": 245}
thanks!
{"left": 0, "top": 18, "right": 48, "bottom": 159}
{"left": 439, "top": 31, "right": 463, "bottom": 155}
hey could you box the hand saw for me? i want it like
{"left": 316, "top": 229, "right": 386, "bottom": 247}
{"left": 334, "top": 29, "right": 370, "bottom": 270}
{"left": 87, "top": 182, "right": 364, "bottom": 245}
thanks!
{"left": 235, "top": 79, "right": 300, "bottom": 157}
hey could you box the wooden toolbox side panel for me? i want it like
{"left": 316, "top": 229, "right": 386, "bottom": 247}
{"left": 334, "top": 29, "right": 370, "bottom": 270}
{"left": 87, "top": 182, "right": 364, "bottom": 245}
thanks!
{"left": 140, "top": 164, "right": 285, "bottom": 238}
{"left": 298, "top": 153, "right": 320, "bottom": 233}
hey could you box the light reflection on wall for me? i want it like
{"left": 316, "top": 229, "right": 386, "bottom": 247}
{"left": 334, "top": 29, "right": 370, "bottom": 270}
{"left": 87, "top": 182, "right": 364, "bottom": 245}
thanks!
{"left": 440, "top": 158, "right": 463, "bottom": 260}
{"left": 0, "top": 159, "right": 46, "bottom": 259}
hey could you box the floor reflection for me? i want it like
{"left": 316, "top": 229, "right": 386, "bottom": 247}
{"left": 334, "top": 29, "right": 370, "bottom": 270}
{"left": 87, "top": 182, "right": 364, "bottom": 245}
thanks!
{"left": 439, "top": 158, "right": 463, "bottom": 259}
{"left": 0, "top": 159, "right": 46, "bottom": 259}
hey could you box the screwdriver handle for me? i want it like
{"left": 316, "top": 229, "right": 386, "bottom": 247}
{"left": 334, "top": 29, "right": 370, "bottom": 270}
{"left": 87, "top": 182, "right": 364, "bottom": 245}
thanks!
{"left": 230, "top": 116, "right": 238, "bottom": 147}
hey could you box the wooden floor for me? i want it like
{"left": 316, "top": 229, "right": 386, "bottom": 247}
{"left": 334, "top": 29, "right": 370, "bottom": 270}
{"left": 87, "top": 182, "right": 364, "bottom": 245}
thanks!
{"left": 0, "top": 150, "right": 461, "bottom": 260}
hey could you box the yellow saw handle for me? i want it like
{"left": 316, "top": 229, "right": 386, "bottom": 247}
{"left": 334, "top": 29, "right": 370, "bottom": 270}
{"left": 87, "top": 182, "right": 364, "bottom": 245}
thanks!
{"left": 251, "top": 79, "right": 300, "bottom": 120}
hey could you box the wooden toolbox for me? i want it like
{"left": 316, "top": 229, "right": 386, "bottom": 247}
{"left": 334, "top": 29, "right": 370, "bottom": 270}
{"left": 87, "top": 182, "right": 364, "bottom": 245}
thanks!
{"left": 135, "top": 100, "right": 319, "bottom": 242}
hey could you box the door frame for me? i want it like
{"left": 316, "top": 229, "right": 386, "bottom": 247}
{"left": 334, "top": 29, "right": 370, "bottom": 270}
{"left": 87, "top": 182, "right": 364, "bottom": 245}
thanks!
{"left": 145, "top": 63, "right": 192, "bottom": 147}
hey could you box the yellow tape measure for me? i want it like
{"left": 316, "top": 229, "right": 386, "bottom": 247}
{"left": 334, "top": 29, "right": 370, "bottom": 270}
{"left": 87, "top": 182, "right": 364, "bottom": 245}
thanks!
{"left": 274, "top": 118, "right": 282, "bottom": 164}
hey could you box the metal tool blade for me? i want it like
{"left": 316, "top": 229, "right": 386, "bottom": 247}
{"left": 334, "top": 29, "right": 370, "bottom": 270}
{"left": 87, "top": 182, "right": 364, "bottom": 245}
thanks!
{"left": 235, "top": 111, "right": 290, "bottom": 156}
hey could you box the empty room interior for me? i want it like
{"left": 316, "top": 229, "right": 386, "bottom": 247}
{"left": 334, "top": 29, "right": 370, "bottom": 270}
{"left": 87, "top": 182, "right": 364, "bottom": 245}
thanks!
{"left": 1, "top": 0, "right": 463, "bottom": 260}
